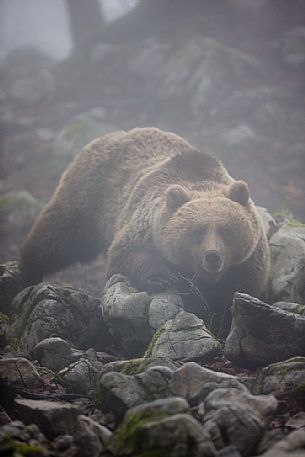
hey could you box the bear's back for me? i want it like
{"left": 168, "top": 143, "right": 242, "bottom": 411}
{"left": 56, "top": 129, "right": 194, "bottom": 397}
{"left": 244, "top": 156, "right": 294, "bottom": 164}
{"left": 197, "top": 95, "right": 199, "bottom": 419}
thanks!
{"left": 86, "top": 127, "right": 193, "bottom": 170}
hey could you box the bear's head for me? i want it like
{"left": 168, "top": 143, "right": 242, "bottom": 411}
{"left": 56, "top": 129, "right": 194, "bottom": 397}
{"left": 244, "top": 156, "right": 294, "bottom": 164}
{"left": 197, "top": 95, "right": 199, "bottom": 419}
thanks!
{"left": 154, "top": 181, "right": 261, "bottom": 283}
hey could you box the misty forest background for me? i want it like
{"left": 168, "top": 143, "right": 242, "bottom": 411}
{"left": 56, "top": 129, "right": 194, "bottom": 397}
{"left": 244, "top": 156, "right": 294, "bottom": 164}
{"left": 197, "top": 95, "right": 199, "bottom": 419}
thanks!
{"left": 1, "top": 0, "right": 305, "bottom": 295}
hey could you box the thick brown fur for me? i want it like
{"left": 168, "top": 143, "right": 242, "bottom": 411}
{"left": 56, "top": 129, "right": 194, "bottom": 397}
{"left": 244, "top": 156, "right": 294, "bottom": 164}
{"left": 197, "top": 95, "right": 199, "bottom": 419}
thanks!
{"left": 20, "top": 127, "right": 269, "bottom": 319}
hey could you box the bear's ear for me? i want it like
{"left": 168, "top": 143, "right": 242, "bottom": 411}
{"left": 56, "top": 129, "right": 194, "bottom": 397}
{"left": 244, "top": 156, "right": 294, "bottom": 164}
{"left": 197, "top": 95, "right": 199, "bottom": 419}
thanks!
{"left": 166, "top": 185, "right": 190, "bottom": 211}
{"left": 227, "top": 181, "right": 250, "bottom": 206}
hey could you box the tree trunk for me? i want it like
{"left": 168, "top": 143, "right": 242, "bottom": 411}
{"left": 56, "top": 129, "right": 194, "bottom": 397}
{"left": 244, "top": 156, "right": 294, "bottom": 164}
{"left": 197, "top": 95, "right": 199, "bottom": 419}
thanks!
{"left": 65, "top": 0, "right": 104, "bottom": 49}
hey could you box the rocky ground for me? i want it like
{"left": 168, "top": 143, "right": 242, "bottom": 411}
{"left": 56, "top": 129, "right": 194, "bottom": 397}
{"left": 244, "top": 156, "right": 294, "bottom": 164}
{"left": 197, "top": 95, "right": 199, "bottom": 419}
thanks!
{"left": 1, "top": 3, "right": 305, "bottom": 455}
{"left": 0, "top": 210, "right": 305, "bottom": 456}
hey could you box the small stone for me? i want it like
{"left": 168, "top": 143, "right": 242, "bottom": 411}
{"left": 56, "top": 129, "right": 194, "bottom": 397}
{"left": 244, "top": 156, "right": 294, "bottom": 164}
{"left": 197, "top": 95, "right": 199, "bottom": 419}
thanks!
{"left": 202, "top": 388, "right": 278, "bottom": 455}
{"left": 259, "top": 429, "right": 305, "bottom": 456}
{"left": 97, "top": 365, "right": 174, "bottom": 420}
{"left": 272, "top": 301, "right": 305, "bottom": 316}
{"left": 286, "top": 411, "right": 305, "bottom": 429}
{"left": 14, "top": 398, "right": 79, "bottom": 440}
{"left": 170, "top": 361, "right": 241, "bottom": 399}
{"left": 31, "top": 337, "right": 81, "bottom": 372}
{"left": 147, "top": 310, "right": 221, "bottom": 362}
{"left": 53, "top": 434, "right": 74, "bottom": 451}
{"left": 124, "top": 397, "right": 189, "bottom": 420}
{"left": 97, "top": 371, "right": 146, "bottom": 419}
{"left": 256, "top": 356, "right": 305, "bottom": 395}
{"left": 58, "top": 358, "right": 103, "bottom": 394}
{"left": 100, "top": 356, "right": 178, "bottom": 376}
{"left": 0, "top": 357, "right": 42, "bottom": 387}
{"left": 73, "top": 415, "right": 112, "bottom": 456}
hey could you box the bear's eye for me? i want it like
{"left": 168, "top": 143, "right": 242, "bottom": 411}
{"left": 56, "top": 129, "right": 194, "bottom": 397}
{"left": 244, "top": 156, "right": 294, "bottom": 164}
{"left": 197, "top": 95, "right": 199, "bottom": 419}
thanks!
{"left": 192, "top": 225, "right": 208, "bottom": 241}
{"left": 219, "top": 226, "right": 233, "bottom": 240}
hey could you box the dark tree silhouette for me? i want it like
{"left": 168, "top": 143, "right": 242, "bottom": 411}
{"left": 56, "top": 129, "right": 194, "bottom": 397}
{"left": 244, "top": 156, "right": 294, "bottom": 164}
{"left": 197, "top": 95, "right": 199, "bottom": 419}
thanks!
{"left": 65, "top": 0, "right": 104, "bottom": 49}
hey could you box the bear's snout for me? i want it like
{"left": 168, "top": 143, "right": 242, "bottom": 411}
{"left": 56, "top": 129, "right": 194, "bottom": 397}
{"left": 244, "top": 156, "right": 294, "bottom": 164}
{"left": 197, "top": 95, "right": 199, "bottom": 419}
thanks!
{"left": 202, "top": 250, "right": 222, "bottom": 273}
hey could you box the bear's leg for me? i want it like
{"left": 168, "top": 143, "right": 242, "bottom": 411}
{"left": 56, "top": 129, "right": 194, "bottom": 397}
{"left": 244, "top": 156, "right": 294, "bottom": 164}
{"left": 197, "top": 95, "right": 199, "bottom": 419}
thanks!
{"left": 106, "top": 232, "right": 175, "bottom": 293}
{"left": 19, "top": 198, "right": 103, "bottom": 286}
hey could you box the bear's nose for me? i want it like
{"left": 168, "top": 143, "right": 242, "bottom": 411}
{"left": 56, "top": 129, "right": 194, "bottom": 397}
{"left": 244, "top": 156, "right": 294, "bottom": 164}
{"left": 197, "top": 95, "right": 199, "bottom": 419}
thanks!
{"left": 203, "top": 250, "right": 222, "bottom": 272}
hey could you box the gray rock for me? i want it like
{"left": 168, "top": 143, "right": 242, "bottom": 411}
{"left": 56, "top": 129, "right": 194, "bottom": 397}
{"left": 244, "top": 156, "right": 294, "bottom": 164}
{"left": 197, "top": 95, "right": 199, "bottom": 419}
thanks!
{"left": 58, "top": 358, "right": 103, "bottom": 394}
{"left": 10, "top": 284, "right": 107, "bottom": 352}
{"left": 147, "top": 311, "right": 221, "bottom": 362}
{"left": 73, "top": 415, "right": 112, "bottom": 457}
{"left": 269, "top": 221, "right": 305, "bottom": 304}
{"left": 0, "top": 420, "right": 51, "bottom": 455}
{"left": 0, "top": 261, "right": 28, "bottom": 315}
{"left": 31, "top": 337, "right": 82, "bottom": 372}
{"left": 100, "top": 356, "right": 178, "bottom": 376}
{"left": 14, "top": 398, "right": 79, "bottom": 440}
{"left": 97, "top": 371, "right": 147, "bottom": 419}
{"left": 9, "top": 69, "right": 54, "bottom": 104}
{"left": 256, "top": 357, "right": 305, "bottom": 395}
{"left": 149, "top": 291, "right": 183, "bottom": 332}
{"left": 97, "top": 365, "right": 173, "bottom": 420}
{"left": 256, "top": 428, "right": 289, "bottom": 455}
{"left": 113, "top": 410, "right": 216, "bottom": 457}
{"left": 256, "top": 207, "right": 277, "bottom": 238}
{"left": 124, "top": 396, "right": 189, "bottom": 419}
{"left": 0, "top": 311, "right": 9, "bottom": 348}
{"left": 225, "top": 293, "right": 305, "bottom": 367}
{"left": 0, "top": 357, "right": 42, "bottom": 387}
{"left": 259, "top": 429, "right": 305, "bottom": 457}
{"left": 202, "top": 388, "right": 278, "bottom": 456}
{"left": 53, "top": 434, "right": 74, "bottom": 452}
{"left": 158, "top": 36, "right": 262, "bottom": 117}
{"left": 286, "top": 412, "right": 305, "bottom": 430}
{"left": 102, "top": 274, "right": 152, "bottom": 356}
{"left": 218, "top": 447, "right": 242, "bottom": 457}
{"left": 53, "top": 108, "right": 117, "bottom": 159}
{"left": 170, "top": 361, "right": 241, "bottom": 400}
{"left": 272, "top": 301, "right": 305, "bottom": 315}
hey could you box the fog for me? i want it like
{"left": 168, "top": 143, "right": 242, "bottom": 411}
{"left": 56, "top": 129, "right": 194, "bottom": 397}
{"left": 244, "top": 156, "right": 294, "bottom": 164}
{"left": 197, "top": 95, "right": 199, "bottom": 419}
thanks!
{"left": 0, "top": 0, "right": 139, "bottom": 59}
{"left": 1, "top": 0, "right": 305, "bottom": 270}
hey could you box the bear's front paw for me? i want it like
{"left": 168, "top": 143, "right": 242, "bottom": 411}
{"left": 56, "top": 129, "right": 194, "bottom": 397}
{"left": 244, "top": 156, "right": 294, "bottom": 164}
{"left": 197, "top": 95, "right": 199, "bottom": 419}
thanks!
{"left": 142, "top": 274, "right": 179, "bottom": 293}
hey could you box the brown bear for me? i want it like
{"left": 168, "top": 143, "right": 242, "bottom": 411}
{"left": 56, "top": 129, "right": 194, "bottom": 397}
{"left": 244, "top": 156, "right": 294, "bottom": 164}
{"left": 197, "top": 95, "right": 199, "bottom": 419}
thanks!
{"left": 19, "top": 127, "right": 269, "bottom": 327}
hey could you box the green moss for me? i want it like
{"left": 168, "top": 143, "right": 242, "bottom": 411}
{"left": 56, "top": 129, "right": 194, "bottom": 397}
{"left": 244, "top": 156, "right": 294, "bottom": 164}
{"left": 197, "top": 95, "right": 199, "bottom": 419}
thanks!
{"left": 115, "top": 409, "right": 170, "bottom": 455}
{"left": 0, "top": 311, "right": 9, "bottom": 324}
{"left": 295, "top": 380, "right": 305, "bottom": 391}
{"left": 8, "top": 337, "right": 21, "bottom": 350}
{"left": 144, "top": 327, "right": 166, "bottom": 358}
{"left": 15, "top": 442, "right": 45, "bottom": 455}
{"left": 0, "top": 435, "right": 46, "bottom": 455}
{"left": 121, "top": 360, "right": 144, "bottom": 376}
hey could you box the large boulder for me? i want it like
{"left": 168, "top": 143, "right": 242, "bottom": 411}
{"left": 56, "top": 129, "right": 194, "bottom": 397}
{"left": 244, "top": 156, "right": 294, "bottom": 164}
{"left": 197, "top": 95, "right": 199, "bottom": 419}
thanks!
{"left": 225, "top": 293, "right": 305, "bottom": 367}
{"left": 10, "top": 284, "right": 109, "bottom": 352}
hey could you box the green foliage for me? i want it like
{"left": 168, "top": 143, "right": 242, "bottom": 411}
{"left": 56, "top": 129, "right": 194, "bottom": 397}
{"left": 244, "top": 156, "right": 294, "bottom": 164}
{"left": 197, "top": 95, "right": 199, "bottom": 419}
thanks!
{"left": 273, "top": 209, "right": 305, "bottom": 227}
